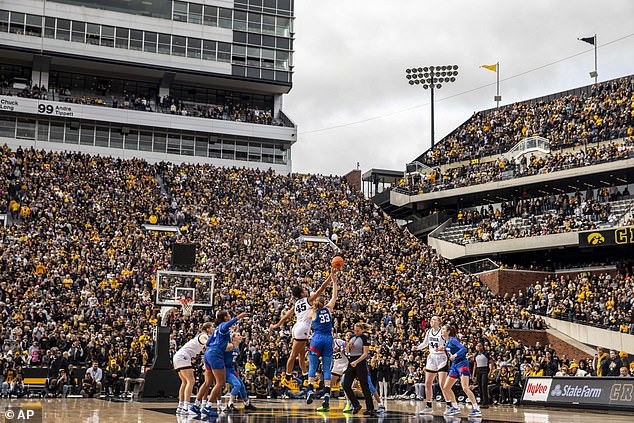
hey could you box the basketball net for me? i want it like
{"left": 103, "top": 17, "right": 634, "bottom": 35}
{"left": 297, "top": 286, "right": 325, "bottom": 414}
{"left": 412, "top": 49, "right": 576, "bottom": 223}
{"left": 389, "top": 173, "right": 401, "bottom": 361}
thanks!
{"left": 178, "top": 298, "right": 194, "bottom": 317}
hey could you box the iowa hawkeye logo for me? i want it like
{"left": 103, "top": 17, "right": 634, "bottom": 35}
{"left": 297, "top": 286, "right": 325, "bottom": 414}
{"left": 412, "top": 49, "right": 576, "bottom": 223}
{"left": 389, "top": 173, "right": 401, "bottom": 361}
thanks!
{"left": 586, "top": 232, "right": 605, "bottom": 245}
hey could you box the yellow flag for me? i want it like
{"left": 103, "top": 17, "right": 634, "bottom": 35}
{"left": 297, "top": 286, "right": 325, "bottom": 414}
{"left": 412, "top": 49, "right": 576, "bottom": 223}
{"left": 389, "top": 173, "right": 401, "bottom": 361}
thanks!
{"left": 481, "top": 64, "right": 497, "bottom": 72}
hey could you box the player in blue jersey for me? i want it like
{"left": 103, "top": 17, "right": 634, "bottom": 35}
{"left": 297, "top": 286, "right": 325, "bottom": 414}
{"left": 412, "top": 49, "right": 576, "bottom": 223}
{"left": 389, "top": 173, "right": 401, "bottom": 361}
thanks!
{"left": 223, "top": 333, "right": 256, "bottom": 412}
{"left": 305, "top": 269, "right": 338, "bottom": 411}
{"left": 201, "top": 310, "right": 249, "bottom": 417}
{"left": 438, "top": 325, "right": 481, "bottom": 417}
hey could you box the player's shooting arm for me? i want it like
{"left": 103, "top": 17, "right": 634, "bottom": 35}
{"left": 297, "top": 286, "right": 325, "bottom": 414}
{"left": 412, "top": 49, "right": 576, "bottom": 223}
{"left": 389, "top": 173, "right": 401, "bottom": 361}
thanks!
{"left": 269, "top": 307, "right": 294, "bottom": 330}
{"left": 325, "top": 273, "right": 338, "bottom": 310}
{"left": 308, "top": 270, "right": 334, "bottom": 303}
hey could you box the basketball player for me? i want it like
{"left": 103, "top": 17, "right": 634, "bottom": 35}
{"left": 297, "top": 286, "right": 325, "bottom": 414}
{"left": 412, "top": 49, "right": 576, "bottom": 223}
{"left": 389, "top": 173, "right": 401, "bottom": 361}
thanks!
{"left": 174, "top": 322, "right": 214, "bottom": 415}
{"left": 412, "top": 315, "right": 448, "bottom": 414}
{"left": 224, "top": 333, "right": 256, "bottom": 412}
{"left": 305, "top": 270, "right": 338, "bottom": 411}
{"left": 438, "top": 324, "right": 481, "bottom": 417}
{"left": 201, "top": 310, "right": 249, "bottom": 417}
{"left": 269, "top": 268, "right": 336, "bottom": 383}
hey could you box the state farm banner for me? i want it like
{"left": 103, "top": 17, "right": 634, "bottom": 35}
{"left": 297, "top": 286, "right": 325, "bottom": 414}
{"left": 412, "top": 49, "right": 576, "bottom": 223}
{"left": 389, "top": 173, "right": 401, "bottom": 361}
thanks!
{"left": 523, "top": 377, "right": 634, "bottom": 411}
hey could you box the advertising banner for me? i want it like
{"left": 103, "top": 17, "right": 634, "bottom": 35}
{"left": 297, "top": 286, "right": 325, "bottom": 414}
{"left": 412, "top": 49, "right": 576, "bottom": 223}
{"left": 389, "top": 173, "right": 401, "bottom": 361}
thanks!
{"left": 522, "top": 377, "right": 634, "bottom": 411}
{"left": 579, "top": 226, "right": 634, "bottom": 247}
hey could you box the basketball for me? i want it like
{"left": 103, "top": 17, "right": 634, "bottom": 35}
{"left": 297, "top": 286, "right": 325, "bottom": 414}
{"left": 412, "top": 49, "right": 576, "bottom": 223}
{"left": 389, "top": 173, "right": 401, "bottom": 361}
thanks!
{"left": 331, "top": 256, "right": 344, "bottom": 270}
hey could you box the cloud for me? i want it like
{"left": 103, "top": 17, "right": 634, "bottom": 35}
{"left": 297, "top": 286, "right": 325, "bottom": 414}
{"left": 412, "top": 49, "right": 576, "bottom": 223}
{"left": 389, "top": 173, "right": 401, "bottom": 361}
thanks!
{"left": 284, "top": 0, "right": 634, "bottom": 176}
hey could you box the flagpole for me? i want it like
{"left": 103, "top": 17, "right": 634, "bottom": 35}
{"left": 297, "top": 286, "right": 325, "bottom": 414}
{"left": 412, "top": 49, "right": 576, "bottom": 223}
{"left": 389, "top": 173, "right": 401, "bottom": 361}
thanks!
{"left": 594, "top": 34, "right": 598, "bottom": 85}
{"left": 496, "top": 61, "right": 500, "bottom": 108}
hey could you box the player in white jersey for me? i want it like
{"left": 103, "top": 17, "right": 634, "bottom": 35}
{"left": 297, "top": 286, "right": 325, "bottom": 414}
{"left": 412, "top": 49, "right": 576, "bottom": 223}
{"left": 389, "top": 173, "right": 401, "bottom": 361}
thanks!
{"left": 331, "top": 335, "right": 349, "bottom": 381}
{"left": 269, "top": 267, "right": 335, "bottom": 383}
{"left": 412, "top": 316, "right": 449, "bottom": 414}
{"left": 175, "top": 322, "right": 214, "bottom": 415}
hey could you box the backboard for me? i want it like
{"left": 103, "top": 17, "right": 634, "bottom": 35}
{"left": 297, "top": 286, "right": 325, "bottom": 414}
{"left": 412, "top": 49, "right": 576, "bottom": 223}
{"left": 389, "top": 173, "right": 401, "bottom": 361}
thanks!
{"left": 155, "top": 270, "right": 214, "bottom": 308}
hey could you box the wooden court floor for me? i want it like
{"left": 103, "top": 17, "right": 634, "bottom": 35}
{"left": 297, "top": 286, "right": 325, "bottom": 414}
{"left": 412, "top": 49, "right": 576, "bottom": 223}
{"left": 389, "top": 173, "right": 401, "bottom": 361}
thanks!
{"left": 1, "top": 398, "right": 633, "bottom": 423}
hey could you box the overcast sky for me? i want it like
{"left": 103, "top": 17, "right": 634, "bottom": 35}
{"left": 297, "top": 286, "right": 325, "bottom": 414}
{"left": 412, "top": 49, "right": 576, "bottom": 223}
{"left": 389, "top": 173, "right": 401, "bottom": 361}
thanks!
{"left": 283, "top": 0, "right": 634, "bottom": 176}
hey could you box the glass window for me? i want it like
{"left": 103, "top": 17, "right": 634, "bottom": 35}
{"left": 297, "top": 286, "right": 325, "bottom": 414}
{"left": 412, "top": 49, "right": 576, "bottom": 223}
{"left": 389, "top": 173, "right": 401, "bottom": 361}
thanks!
{"left": 276, "top": 37, "right": 290, "bottom": 50}
{"left": 49, "top": 121, "right": 64, "bottom": 142}
{"left": 187, "top": 38, "right": 201, "bottom": 59}
{"left": 110, "top": 129, "right": 123, "bottom": 148}
{"left": 247, "top": 33, "right": 262, "bottom": 46}
{"left": 101, "top": 25, "right": 114, "bottom": 47}
{"left": 261, "top": 69, "right": 274, "bottom": 80}
{"left": 274, "top": 145, "right": 285, "bottom": 164}
{"left": 248, "top": 13, "right": 261, "bottom": 32}
{"left": 247, "top": 47, "right": 260, "bottom": 67}
{"left": 276, "top": 16, "right": 290, "bottom": 37}
{"left": 167, "top": 133, "right": 180, "bottom": 155}
{"left": 158, "top": 34, "right": 170, "bottom": 55}
{"left": 195, "top": 137, "right": 208, "bottom": 157}
{"left": 202, "top": 40, "right": 216, "bottom": 61}
{"left": 115, "top": 27, "right": 129, "bottom": 49}
{"left": 43, "top": 17, "right": 55, "bottom": 38}
{"left": 139, "top": 131, "right": 153, "bottom": 151}
{"left": 188, "top": 3, "right": 202, "bottom": 24}
{"left": 209, "top": 138, "right": 221, "bottom": 158}
{"left": 203, "top": 6, "right": 217, "bottom": 26}
{"left": 262, "top": 144, "right": 274, "bottom": 163}
{"left": 235, "top": 141, "right": 248, "bottom": 160}
{"left": 0, "top": 116, "right": 15, "bottom": 138}
{"left": 65, "top": 124, "right": 79, "bottom": 144}
{"left": 86, "top": 23, "right": 100, "bottom": 45}
{"left": 248, "top": 143, "right": 261, "bottom": 162}
{"left": 56, "top": 19, "right": 70, "bottom": 41}
{"left": 275, "top": 51, "right": 289, "bottom": 70}
{"left": 153, "top": 132, "right": 166, "bottom": 153}
{"left": 221, "top": 140, "right": 235, "bottom": 160}
{"left": 173, "top": 1, "right": 188, "bottom": 22}
{"left": 37, "top": 120, "right": 49, "bottom": 141}
{"left": 129, "top": 30, "right": 143, "bottom": 51}
{"left": 25, "top": 14, "right": 42, "bottom": 37}
{"left": 234, "top": 11, "right": 247, "bottom": 31}
{"left": 172, "top": 35, "right": 186, "bottom": 56}
{"left": 261, "top": 36, "right": 274, "bottom": 50}
{"left": 9, "top": 12, "right": 25, "bottom": 34}
{"left": 181, "top": 135, "right": 194, "bottom": 156}
{"left": 261, "top": 48, "right": 275, "bottom": 69}
{"left": 277, "top": 0, "right": 291, "bottom": 11}
{"left": 262, "top": 15, "right": 275, "bottom": 35}
{"left": 144, "top": 31, "right": 157, "bottom": 53}
{"left": 71, "top": 20, "right": 85, "bottom": 43}
{"left": 0, "top": 11, "right": 8, "bottom": 33}
{"left": 95, "top": 126, "right": 109, "bottom": 147}
{"left": 218, "top": 8, "right": 232, "bottom": 29}
{"left": 79, "top": 125, "right": 94, "bottom": 145}
{"left": 263, "top": 0, "right": 276, "bottom": 12}
{"left": 217, "top": 42, "right": 231, "bottom": 62}
{"left": 125, "top": 130, "right": 138, "bottom": 150}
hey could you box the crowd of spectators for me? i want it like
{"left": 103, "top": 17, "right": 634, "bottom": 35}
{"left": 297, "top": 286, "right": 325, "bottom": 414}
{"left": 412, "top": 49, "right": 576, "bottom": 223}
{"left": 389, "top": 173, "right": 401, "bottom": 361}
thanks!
{"left": 420, "top": 75, "right": 634, "bottom": 167}
{"left": 516, "top": 272, "right": 634, "bottom": 333}
{"left": 399, "top": 138, "right": 634, "bottom": 195}
{"left": 449, "top": 186, "right": 632, "bottom": 244}
{"left": 0, "top": 77, "right": 280, "bottom": 126}
{"left": 0, "top": 145, "right": 629, "bottom": 402}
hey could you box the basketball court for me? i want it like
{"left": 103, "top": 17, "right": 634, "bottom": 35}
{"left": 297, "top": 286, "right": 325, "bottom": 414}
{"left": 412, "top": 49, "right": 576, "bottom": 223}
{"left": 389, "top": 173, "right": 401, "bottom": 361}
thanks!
{"left": 3, "top": 398, "right": 633, "bottom": 422}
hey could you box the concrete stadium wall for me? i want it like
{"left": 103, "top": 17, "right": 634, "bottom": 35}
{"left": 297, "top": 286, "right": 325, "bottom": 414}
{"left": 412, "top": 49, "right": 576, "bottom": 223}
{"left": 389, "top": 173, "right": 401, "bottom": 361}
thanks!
{"left": 542, "top": 316, "right": 634, "bottom": 355}
{"left": 478, "top": 269, "right": 552, "bottom": 296}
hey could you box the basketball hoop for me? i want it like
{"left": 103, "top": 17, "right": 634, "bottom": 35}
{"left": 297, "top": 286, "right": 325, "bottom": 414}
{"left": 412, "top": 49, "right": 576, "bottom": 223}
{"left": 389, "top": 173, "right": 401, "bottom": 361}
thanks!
{"left": 178, "top": 298, "right": 194, "bottom": 317}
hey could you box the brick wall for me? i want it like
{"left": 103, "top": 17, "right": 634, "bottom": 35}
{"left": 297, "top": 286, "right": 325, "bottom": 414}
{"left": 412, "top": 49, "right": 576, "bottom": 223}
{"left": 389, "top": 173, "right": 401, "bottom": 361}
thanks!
{"left": 478, "top": 268, "right": 620, "bottom": 296}
{"left": 508, "top": 330, "right": 592, "bottom": 362}
{"left": 344, "top": 169, "right": 361, "bottom": 192}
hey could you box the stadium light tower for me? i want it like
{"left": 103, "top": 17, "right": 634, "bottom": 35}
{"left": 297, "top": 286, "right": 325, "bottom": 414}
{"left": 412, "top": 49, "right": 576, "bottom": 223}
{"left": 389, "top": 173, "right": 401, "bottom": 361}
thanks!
{"left": 405, "top": 65, "right": 459, "bottom": 148}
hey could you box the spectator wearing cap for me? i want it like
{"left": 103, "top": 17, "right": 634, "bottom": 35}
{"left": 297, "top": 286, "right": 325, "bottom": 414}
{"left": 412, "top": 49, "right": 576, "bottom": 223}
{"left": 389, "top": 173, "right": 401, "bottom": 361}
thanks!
{"left": 569, "top": 363, "right": 588, "bottom": 377}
